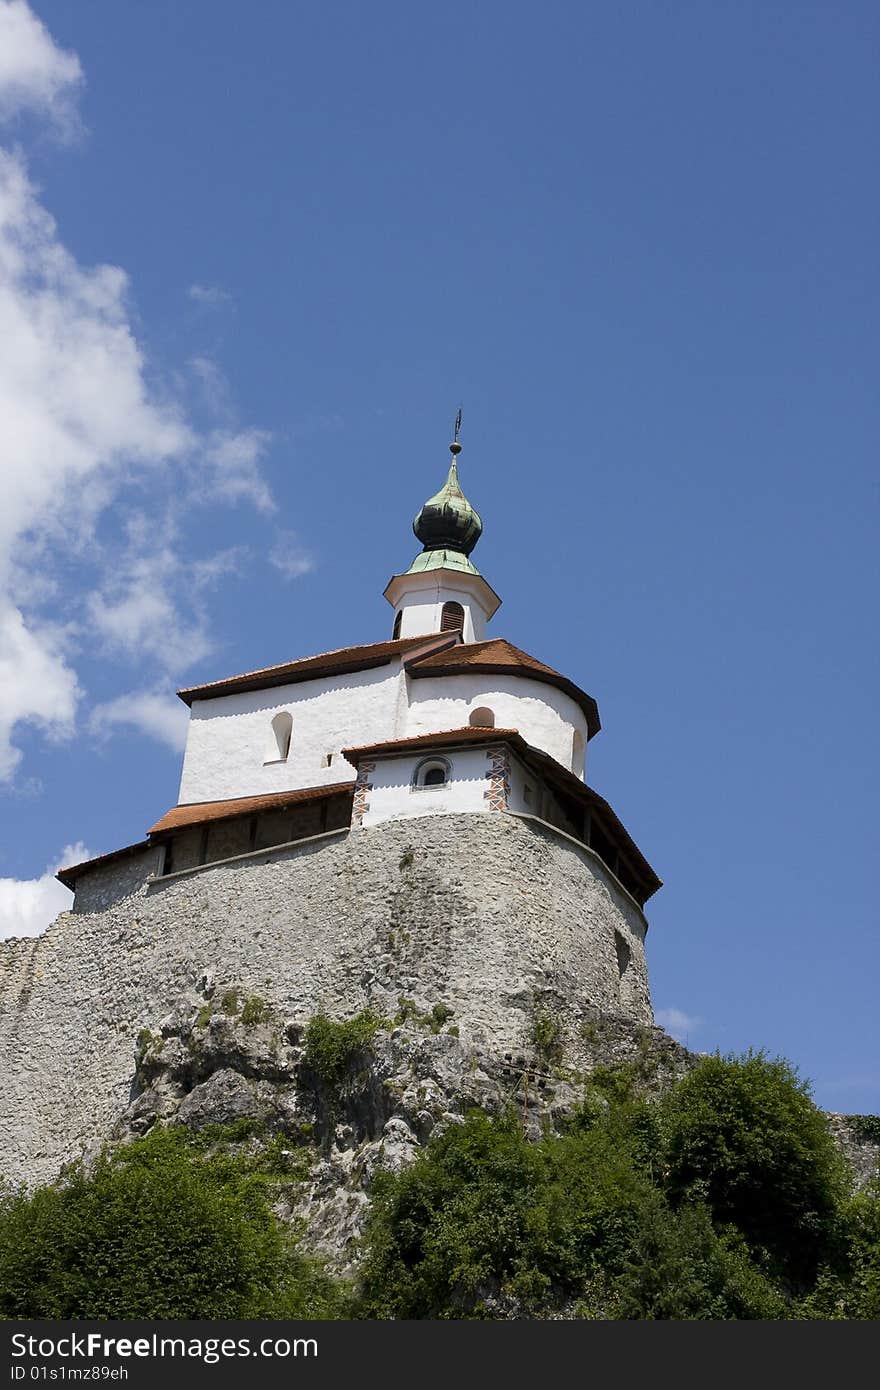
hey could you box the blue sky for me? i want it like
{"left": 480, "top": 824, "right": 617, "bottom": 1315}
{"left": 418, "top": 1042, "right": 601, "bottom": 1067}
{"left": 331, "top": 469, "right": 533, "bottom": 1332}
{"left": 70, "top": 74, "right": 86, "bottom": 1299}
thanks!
{"left": 0, "top": 1, "right": 876, "bottom": 1112}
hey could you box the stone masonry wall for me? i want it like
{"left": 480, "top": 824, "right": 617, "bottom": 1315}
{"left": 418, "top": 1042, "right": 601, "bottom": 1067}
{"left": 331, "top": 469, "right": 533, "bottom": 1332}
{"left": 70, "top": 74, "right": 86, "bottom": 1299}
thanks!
{"left": 0, "top": 813, "right": 651, "bottom": 1188}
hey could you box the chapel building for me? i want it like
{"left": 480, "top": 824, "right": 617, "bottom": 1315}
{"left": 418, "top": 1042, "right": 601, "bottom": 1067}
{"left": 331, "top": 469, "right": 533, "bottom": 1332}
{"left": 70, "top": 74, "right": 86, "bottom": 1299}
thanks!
{"left": 59, "top": 428, "right": 660, "bottom": 917}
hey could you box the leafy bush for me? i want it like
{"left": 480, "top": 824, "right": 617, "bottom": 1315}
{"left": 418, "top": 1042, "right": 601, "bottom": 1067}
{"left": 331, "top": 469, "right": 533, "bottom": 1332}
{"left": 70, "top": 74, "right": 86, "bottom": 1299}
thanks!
{"left": 844, "top": 1114, "right": 880, "bottom": 1146}
{"left": 354, "top": 1053, "right": 877, "bottom": 1319}
{"left": 0, "top": 1128, "right": 345, "bottom": 1320}
{"left": 302, "top": 1010, "right": 381, "bottom": 1086}
{"left": 614, "top": 1202, "right": 786, "bottom": 1320}
{"left": 657, "top": 1052, "right": 848, "bottom": 1286}
{"left": 797, "top": 1174, "right": 880, "bottom": 1320}
{"left": 358, "top": 1109, "right": 668, "bottom": 1318}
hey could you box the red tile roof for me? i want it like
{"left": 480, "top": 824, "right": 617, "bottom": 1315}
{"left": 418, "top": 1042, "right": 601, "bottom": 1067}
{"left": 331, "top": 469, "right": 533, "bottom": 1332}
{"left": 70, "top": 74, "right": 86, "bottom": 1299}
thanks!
{"left": 176, "top": 635, "right": 457, "bottom": 706}
{"left": 407, "top": 639, "right": 601, "bottom": 739}
{"left": 148, "top": 782, "right": 353, "bottom": 835}
{"left": 57, "top": 735, "right": 658, "bottom": 904}
{"left": 342, "top": 727, "right": 517, "bottom": 762}
{"left": 176, "top": 634, "right": 600, "bottom": 739}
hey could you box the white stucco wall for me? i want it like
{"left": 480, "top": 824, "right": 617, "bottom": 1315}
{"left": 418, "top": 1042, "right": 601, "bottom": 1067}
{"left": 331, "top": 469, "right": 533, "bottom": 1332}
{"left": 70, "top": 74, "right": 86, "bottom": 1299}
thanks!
{"left": 385, "top": 567, "right": 500, "bottom": 644}
{"left": 405, "top": 673, "right": 588, "bottom": 778}
{"left": 392, "top": 581, "right": 491, "bottom": 643}
{"left": 177, "top": 650, "right": 588, "bottom": 807}
{"left": 178, "top": 663, "right": 406, "bottom": 804}
{"left": 361, "top": 747, "right": 491, "bottom": 827}
{"left": 394, "top": 591, "right": 484, "bottom": 643}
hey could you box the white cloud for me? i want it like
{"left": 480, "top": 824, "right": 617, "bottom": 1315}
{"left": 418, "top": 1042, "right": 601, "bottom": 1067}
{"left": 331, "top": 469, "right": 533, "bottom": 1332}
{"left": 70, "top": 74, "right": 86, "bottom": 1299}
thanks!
{"left": 204, "top": 428, "right": 274, "bottom": 512}
{"left": 0, "top": 599, "right": 78, "bottom": 779}
{"left": 0, "top": 1, "right": 82, "bottom": 136}
{"left": 89, "top": 689, "right": 189, "bottom": 754}
{"left": 188, "top": 282, "right": 231, "bottom": 308}
{"left": 0, "top": 7, "right": 277, "bottom": 782}
{"left": 270, "top": 530, "right": 315, "bottom": 580}
{"left": 655, "top": 1007, "right": 704, "bottom": 1042}
{"left": 87, "top": 543, "right": 214, "bottom": 673}
{"left": 0, "top": 839, "right": 88, "bottom": 940}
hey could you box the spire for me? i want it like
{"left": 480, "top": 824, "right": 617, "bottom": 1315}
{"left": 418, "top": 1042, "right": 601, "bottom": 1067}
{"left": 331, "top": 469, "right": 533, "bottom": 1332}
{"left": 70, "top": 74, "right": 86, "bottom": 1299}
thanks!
{"left": 385, "top": 414, "right": 501, "bottom": 636}
{"left": 411, "top": 412, "right": 483, "bottom": 563}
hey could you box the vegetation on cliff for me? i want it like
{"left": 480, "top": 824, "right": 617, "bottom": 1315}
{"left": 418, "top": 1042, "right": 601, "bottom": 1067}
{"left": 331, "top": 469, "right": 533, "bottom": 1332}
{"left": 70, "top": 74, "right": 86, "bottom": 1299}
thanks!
{"left": 1, "top": 1051, "right": 877, "bottom": 1320}
{"left": 0, "top": 1125, "right": 344, "bottom": 1320}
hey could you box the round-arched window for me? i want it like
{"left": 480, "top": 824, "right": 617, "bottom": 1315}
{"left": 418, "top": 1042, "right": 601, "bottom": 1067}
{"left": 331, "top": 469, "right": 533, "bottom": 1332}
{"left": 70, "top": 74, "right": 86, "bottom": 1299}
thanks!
{"left": 412, "top": 756, "right": 451, "bottom": 791}
{"left": 571, "top": 728, "right": 585, "bottom": 774}
{"left": 392, "top": 611, "right": 402, "bottom": 639}
{"left": 440, "top": 601, "right": 465, "bottom": 634}
{"left": 265, "top": 711, "right": 293, "bottom": 763}
{"left": 469, "top": 706, "right": 495, "bottom": 728}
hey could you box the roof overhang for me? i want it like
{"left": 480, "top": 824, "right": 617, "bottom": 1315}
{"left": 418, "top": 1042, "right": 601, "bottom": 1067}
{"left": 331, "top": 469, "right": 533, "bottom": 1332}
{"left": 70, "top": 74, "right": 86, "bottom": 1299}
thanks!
{"left": 383, "top": 566, "right": 502, "bottom": 619}
{"left": 341, "top": 727, "right": 661, "bottom": 902}
{"left": 342, "top": 726, "right": 517, "bottom": 764}
{"left": 177, "top": 637, "right": 434, "bottom": 707}
{"left": 408, "top": 649, "right": 600, "bottom": 740}
{"left": 148, "top": 782, "right": 354, "bottom": 836}
{"left": 57, "top": 840, "right": 153, "bottom": 890}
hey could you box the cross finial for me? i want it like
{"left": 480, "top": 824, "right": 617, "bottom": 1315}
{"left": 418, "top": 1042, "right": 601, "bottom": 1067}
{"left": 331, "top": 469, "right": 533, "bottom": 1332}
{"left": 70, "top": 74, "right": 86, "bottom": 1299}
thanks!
{"left": 451, "top": 407, "right": 463, "bottom": 455}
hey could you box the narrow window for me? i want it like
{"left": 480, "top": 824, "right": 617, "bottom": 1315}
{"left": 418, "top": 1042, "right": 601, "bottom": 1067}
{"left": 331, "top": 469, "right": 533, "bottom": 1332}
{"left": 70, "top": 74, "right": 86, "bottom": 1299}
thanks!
{"left": 469, "top": 706, "right": 495, "bottom": 728}
{"left": 440, "top": 600, "right": 465, "bottom": 633}
{"left": 523, "top": 783, "right": 533, "bottom": 806}
{"left": 392, "top": 611, "right": 402, "bottom": 639}
{"left": 614, "top": 931, "right": 631, "bottom": 979}
{"left": 265, "top": 711, "right": 293, "bottom": 763}
{"left": 572, "top": 729, "right": 585, "bottom": 774}
{"left": 322, "top": 752, "right": 334, "bottom": 768}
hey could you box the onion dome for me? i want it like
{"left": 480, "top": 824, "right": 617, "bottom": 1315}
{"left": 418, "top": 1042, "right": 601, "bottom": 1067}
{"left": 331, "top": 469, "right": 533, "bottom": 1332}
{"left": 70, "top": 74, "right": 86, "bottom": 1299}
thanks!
{"left": 412, "top": 431, "right": 482, "bottom": 558}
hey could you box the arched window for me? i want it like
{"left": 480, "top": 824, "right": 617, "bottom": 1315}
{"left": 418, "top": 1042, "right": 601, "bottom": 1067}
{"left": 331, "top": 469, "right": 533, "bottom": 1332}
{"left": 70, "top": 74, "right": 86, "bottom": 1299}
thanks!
{"left": 392, "top": 611, "right": 402, "bottom": 640}
{"left": 440, "top": 601, "right": 465, "bottom": 634}
{"left": 412, "top": 756, "right": 451, "bottom": 791}
{"left": 571, "top": 729, "right": 585, "bottom": 774}
{"left": 469, "top": 706, "right": 495, "bottom": 728}
{"left": 265, "top": 711, "right": 292, "bottom": 763}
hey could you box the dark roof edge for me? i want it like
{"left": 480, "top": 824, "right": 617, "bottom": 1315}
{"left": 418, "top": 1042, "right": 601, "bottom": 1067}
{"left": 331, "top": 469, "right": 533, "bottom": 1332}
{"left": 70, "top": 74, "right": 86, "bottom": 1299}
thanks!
{"left": 342, "top": 727, "right": 516, "bottom": 762}
{"left": 407, "top": 656, "right": 601, "bottom": 740}
{"left": 56, "top": 840, "right": 153, "bottom": 890}
{"left": 176, "top": 636, "right": 447, "bottom": 706}
{"left": 342, "top": 727, "right": 660, "bottom": 898}
{"left": 177, "top": 652, "right": 395, "bottom": 706}
{"left": 519, "top": 744, "right": 662, "bottom": 899}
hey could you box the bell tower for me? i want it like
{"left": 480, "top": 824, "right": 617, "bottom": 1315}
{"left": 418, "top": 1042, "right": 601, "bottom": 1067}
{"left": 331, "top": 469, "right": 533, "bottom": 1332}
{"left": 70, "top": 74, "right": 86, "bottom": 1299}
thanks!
{"left": 384, "top": 414, "right": 501, "bottom": 642}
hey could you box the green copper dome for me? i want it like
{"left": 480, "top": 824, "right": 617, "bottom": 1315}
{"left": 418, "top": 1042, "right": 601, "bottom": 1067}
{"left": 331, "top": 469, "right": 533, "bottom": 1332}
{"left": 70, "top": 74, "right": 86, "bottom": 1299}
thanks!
{"left": 411, "top": 440, "right": 482, "bottom": 558}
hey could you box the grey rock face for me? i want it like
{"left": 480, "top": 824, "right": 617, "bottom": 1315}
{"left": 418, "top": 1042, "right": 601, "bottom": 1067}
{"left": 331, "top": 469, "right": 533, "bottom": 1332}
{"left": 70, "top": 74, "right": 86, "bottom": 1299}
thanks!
{"left": 110, "top": 992, "right": 691, "bottom": 1270}
{"left": 176, "top": 1070, "right": 277, "bottom": 1130}
{"left": 0, "top": 814, "right": 652, "bottom": 1188}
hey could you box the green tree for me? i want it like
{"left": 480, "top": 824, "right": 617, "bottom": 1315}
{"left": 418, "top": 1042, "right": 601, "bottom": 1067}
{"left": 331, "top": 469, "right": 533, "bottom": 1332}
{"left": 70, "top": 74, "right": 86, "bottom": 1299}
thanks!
{"left": 0, "top": 1127, "right": 345, "bottom": 1320}
{"left": 615, "top": 1201, "right": 786, "bottom": 1319}
{"left": 797, "top": 1174, "right": 880, "bottom": 1320}
{"left": 658, "top": 1052, "right": 847, "bottom": 1286}
{"left": 356, "top": 1109, "right": 652, "bottom": 1317}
